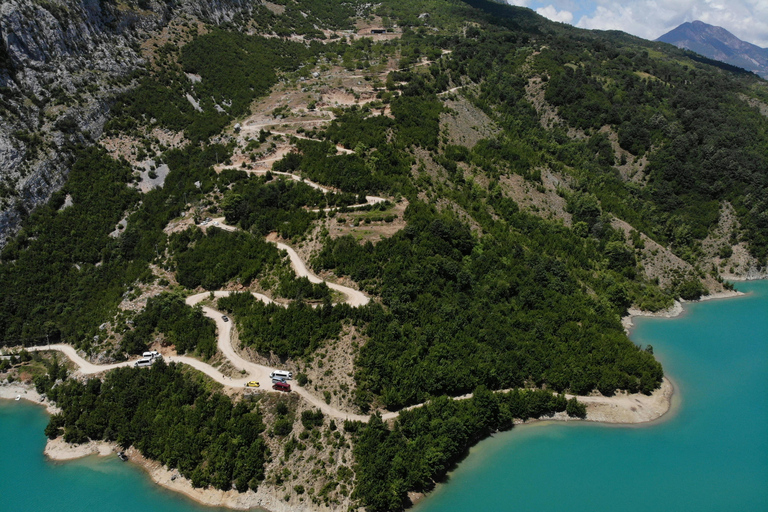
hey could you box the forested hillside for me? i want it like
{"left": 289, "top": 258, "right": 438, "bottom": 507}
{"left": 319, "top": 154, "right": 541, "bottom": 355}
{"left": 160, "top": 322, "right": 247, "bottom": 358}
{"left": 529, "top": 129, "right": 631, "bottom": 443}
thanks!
{"left": 1, "top": 0, "right": 767, "bottom": 511}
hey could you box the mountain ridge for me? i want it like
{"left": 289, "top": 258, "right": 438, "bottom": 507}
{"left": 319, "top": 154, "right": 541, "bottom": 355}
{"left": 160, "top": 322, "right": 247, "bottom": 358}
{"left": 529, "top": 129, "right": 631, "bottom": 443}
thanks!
{"left": 656, "top": 20, "right": 768, "bottom": 79}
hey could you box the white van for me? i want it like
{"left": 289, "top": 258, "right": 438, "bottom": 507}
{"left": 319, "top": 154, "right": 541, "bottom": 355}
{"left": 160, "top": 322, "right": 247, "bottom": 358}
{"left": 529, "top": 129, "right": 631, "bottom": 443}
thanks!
{"left": 135, "top": 358, "right": 153, "bottom": 368}
{"left": 270, "top": 370, "right": 292, "bottom": 380}
{"left": 142, "top": 351, "right": 160, "bottom": 360}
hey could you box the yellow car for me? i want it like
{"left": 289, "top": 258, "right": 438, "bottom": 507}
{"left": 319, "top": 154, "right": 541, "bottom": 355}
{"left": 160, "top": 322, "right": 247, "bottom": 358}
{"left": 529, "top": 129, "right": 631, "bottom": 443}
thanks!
{"left": 244, "top": 381, "right": 260, "bottom": 388}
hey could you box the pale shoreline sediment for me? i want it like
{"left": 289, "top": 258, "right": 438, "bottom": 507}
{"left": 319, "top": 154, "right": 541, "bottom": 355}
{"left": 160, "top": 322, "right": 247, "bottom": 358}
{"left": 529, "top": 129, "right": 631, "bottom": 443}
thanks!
{"left": 621, "top": 289, "right": 744, "bottom": 333}
{"left": 45, "top": 437, "right": 116, "bottom": 460}
{"left": 0, "top": 382, "right": 59, "bottom": 414}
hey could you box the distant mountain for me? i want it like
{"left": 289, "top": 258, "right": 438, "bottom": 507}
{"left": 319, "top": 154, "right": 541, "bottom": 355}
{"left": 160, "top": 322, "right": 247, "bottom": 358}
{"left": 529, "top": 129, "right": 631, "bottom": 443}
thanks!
{"left": 657, "top": 20, "right": 768, "bottom": 79}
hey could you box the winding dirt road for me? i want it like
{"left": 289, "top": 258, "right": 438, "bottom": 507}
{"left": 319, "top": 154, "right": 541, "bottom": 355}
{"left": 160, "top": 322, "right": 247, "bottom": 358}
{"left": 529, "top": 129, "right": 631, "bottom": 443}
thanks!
{"left": 10, "top": 170, "right": 669, "bottom": 425}
{"left": 213, "top": 168, "right": 386, "bottom": 211}
{"left": 21, "top": 183, "right": 378, "bottom": 422}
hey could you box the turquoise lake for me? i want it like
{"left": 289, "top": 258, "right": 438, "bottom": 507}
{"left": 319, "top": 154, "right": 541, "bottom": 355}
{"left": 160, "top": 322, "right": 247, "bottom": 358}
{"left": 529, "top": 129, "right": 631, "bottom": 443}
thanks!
{"left": 0, "top": 400, "right": 232, "bottom": 511}
{"left": 1, "top": 280, "right": 766, "bottom": 511}
{"left": 415, "top": 280, "right": 768, "bottom": 512}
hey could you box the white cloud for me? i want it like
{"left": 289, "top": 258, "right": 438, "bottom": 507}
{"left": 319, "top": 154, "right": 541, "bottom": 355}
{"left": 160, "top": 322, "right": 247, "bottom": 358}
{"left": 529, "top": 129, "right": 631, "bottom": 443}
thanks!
{"left": 507, "top": 0, "right": 768, "bottom": 47}
{"left": 572, "top": 0, "right": 768, "bottom": 47}
{"left": 536, "top": 4, "right": 575, "bottom": 23}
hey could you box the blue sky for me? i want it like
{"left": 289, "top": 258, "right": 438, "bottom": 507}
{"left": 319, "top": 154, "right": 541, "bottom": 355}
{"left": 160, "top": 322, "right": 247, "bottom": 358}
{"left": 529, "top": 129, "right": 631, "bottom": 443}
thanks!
{"left": 504, "top": 0, "right": 768, "bottom": 47}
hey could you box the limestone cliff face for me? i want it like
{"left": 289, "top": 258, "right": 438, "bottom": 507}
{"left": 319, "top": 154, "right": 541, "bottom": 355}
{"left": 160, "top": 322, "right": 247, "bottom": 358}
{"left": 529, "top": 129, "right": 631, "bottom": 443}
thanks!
{"left": 0, "top": 0, "right": 147, "bottom": 245}
{"left": 0, "top": 0, "right": 256, "bottom": 247}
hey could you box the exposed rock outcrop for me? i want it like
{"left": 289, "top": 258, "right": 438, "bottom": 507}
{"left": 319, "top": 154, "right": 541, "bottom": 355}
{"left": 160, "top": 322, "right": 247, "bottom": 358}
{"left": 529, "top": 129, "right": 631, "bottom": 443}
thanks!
{"left": 0, "top": 0, "right": 259, "bottom": 247}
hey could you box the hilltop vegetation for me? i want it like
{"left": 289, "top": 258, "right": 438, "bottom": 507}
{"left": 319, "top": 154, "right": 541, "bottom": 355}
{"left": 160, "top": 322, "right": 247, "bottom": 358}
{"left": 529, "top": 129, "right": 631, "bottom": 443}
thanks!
{"left": 1, "top": 0, "right": 767, "bottom": 510}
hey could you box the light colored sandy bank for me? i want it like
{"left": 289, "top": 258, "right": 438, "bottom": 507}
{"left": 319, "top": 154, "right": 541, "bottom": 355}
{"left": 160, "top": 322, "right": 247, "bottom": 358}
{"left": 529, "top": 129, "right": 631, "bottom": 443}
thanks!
{"left": 577, "top": 377, "right": 674, "bottom": 424}
{"left": 622, "top": 301, "right": 684, "bottom": 332}
{"left": 621, "top": 289, "right": 744, "bottom": 332}
{"left": 126, "top": 448, "right": 301, "bottom": 512}
{"left": 0, "top": 382, "right": 59, "bottom": 414}
{"left": 512, "top": 377, "right": 674, "bottom": 426}
{"left": 696, "top": 289, "right": 746, "bottom": 302}
{"left": 44, "top": 437, "right": 116, "bottom": 461}
{"left": 0, "top": 382, "right": 40, "bottom": 402}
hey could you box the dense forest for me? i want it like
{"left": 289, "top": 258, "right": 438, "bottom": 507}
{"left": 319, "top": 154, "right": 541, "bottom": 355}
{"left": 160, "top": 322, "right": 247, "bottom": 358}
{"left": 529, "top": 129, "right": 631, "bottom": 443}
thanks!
{"left": 121, "top": 293, "right": 217, "bottom": 358}
{"left": 221, "top": 174, "right": 358, "bottom": 238}
{"left": 42, "top": 362, "right": 269, "bottom": 492}
{"left": 171, "top": 227, "right": 283, "bottom": 290}
{"left": 1, "top": 0, "right": 767, "bottom": 510}
{"left": 217, "top": 292, "right": 354, "bottom": 358}
{"left": 316, "top": 202, "right": 663, "bottom": 409}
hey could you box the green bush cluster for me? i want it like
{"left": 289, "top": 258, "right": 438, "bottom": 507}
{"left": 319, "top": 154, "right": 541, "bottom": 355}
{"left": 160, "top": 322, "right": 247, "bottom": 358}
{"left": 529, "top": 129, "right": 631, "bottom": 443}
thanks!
{"left": 44, "top": 362, "right": 268, "bottom": 492}
{"left": 222, "top": 175, "right": 357, "bottom": 239}
{"left": 171, "top": 227, "right": 282, "bottom": 290}
{"left": 274, "top": 139, "right": 410, "bottom": 195}
{"left": 217, "top": 292, "right": 352, "bottom": 359}
{"left": 121, "top": 293, "right": 216, "bottom": 358}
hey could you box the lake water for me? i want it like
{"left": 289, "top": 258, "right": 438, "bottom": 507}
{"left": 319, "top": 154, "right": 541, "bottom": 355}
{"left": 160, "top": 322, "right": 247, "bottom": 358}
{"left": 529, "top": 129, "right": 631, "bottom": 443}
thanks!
{"left": 1, "top": 281, "right": 766, "bottom": 512}
{"left": 414, "top": 280, "right": 768, "bottom": 512}
{"left": 0, "top": 399, "right": 231, "bottom": 511}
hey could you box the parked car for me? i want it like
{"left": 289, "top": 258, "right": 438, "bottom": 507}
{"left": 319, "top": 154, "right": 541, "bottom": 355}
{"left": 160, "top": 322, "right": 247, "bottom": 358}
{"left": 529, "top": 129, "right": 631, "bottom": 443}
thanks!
{"left": 272, "top": 381, "right": 291, "bottom": 392}
{"left": 244, "top": 381, "right": 260, "bottom": 388}
{"left": 222, "top": 315, "right": 229, "bottom": 322}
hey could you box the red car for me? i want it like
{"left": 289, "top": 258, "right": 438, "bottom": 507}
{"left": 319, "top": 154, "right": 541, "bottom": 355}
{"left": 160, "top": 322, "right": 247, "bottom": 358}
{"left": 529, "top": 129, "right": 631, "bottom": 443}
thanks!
{"left": 272, "top": 381, "right": 291, "bottom": 392}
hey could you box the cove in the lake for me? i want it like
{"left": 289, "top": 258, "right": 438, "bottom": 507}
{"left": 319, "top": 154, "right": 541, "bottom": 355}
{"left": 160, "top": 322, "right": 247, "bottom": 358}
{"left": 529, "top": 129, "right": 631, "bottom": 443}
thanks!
{"left": 414, "top": 280, "right": 768, "bottom": 512}
{"left": 0, "top": 398, "right": 233, "bottom": 512}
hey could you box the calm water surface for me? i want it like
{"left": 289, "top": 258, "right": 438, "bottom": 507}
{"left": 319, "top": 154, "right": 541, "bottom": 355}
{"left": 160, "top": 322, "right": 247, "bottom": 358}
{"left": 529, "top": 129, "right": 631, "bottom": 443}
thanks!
{"left": 414, "top": 280, "right": 768, "bottom": 512}
{"left": 2, "top": 282, "right": 766, "bottom": 512}
{"left": 0, "top": 400, "right": 233, "bottom": 512}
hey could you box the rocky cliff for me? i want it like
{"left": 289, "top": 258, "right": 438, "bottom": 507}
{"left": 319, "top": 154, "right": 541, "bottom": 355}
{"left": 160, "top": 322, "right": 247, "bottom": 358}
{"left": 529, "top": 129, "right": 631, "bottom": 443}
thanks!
{"left": 0, "top": 0, "right": 257, "bottom": 247}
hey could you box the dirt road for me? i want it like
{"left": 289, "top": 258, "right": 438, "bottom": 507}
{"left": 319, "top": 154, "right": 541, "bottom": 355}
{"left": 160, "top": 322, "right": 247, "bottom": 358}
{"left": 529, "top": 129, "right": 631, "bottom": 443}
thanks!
{"left": 11, "top": 168, "right": 669, "bottom": 425}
